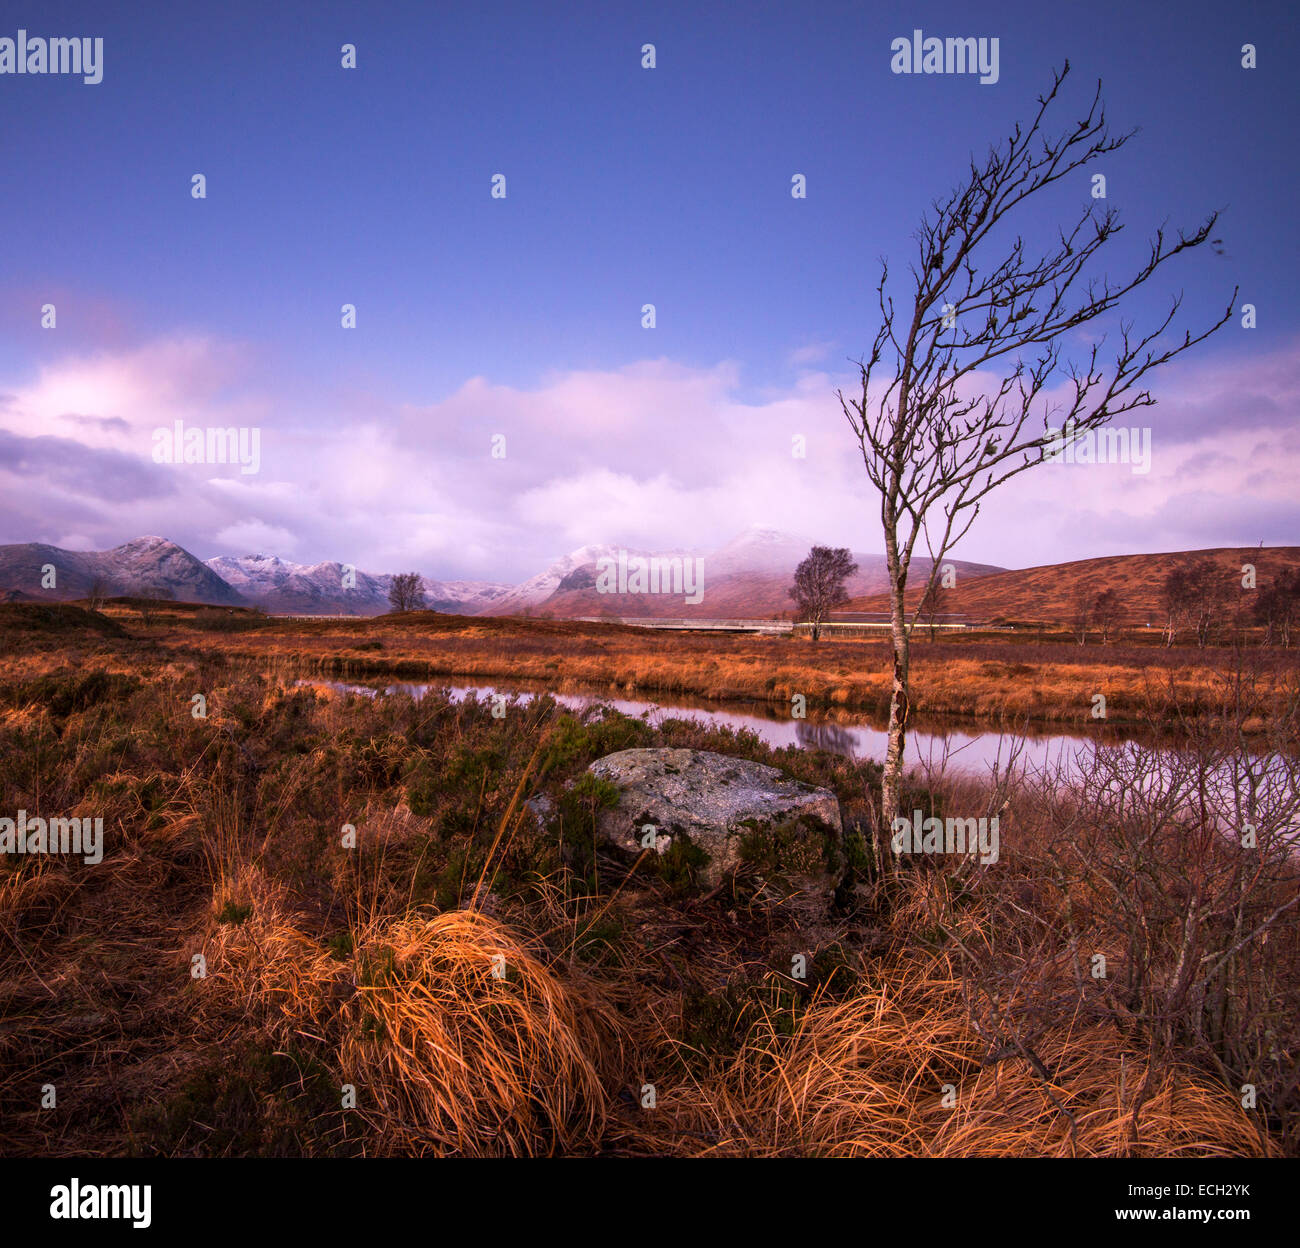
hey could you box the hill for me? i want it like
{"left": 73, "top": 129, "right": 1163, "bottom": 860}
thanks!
{"left": 842, "top": 546, "right": 1300, "bottom": 626}
{"left": 526, "top": 528, "right": 1005, "bottom": 619}
{"left": 0, "top": 537, "right": 245, "bottom": 607}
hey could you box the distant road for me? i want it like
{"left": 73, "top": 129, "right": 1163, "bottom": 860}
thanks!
{"left": 575, "top": 617, "right": 794, "bottom": 634}
{"left": 266, "top": 614, "right": 978, "bottom": 635}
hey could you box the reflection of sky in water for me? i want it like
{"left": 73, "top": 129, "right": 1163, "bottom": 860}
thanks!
{"left": 296, "top": 678, "right": 1298, "bottom": 845}
{"left": 296, "top": 677, "right": 1099, "bottom": 776}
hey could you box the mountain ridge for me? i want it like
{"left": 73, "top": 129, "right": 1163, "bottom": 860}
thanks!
{"left": 0, "top": 528, "right": 1012, "bottom": 618}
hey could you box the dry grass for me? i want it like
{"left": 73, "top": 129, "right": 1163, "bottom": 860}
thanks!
{"left": 1, "top": 607, "right": 1294, "bottom": 1158}
{"left": 147, "top": 610, "right": 1300, "bottom": 732}
{"left": 628, "top": 955, "right": 1270, "bottom": 1157}
{"left": 199, "top": 866, "right": 623, "bottom": 1155}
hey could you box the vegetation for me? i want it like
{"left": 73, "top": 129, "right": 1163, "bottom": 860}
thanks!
{"left": 0, "top": 605, "right": 1294, "bottom": 1157}
{"left": 790, "top": 546, "right": 859, "bottom": 641}
{"left": 837, "top": 62, "right": 1232, "bottom": 834}
{"left": 387, "top": 573, "right": 426, "bottom": 613}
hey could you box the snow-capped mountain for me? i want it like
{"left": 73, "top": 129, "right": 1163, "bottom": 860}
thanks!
{"left": 478, "top": 543, "right": 628, "bottom": 617}
{"left": 204, "top": 554, "right": 392, "bottom": 614}
{"left": 0, "top": 528, "right": 1008, "bottom": 618}
{"left": 0, "top": 537, "right": 244, "bottom": 606}
{"left": 205, "top": 553, "right": 513, "bottom": 615}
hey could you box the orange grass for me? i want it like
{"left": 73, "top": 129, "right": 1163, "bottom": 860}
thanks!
{"left": 156, "top": 612, "right": 1300, "bottom": 732}
{"left": 627, "top": 955, "right": 1272, "bottom": 1158}
{"left": 200, "top": 866, "right": 622, "bottom": 1156}
{"left": 1, "top": 616, "right": 1292, "bottom": 1157}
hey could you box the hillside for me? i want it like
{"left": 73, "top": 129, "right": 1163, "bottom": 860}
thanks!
{"left": 523, "top": 529, "right": 1005, "bottom": 619}
{"left": 842, "top": 547, "right": 1300, "bottom": 626}
{"left": 536, "top": 557, "right": 1006, "bottom": 619}
{"left": 206, "top": 553, "right": 513, "bottom": 616}
{"left": 0, "top": 537, "right": 245, "bottom": 607}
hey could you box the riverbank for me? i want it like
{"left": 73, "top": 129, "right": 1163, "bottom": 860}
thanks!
{"left": 144, "top": 610, "right": 1300, "bottom": 734}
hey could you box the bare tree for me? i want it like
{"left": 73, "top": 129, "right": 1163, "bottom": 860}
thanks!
{"left": 919, "top": 578, "right": 949, "bottom": 639}
{"left": 86, "top": 576, "right": 110, "bottom": 612}
{"left": 1070, "top": 584, "right": 1092, "bottom": 646}
{"left": 387, "top": 572, "right": 426, "bottom": 613}
{"left": 136, "top": 588, "right": 173, "bottom": 628}
{"left": 1254, "top": 567, "right": 1300, "bottom": 647}
{"left": 1172, "top": 558, "right": 1231, "bottom": 648}
{"left": 1092, "top": 586, "right": 1123, "bottom": 644}
{"left": 838, "top": 63, "right": 1233, "bottom": 836}
{"left": 1161, "top": 565, "right": 1196, "bottom": 647}
{"left": 790, "top": 546, "right": 859, "bottom": 640}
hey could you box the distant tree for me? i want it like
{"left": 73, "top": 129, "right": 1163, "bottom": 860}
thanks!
{"left": 1189, "top": 560, "right": 1230, "bottom": 648}
{"left": 1161, "top": 566, "right": 1197, "bottom": 647}
{"left": 86, "top": 576, "right": 109, "bottom": 612}
{"left": 790, "top": 547, "right": 859, "bottom": 641}
{"left": 1091, "top": 586, "right": 1123, "bottom": 644}
{"left": 1162, "top": 560, "right": 1230, "bottom": 648}
{"left": 387, "top": 573, "right": 426, "bottom": 613}
{"left": 1070, "top": 585, "right": 1092, "bottom": 646}
{"left": 136, "top": 588, "right": 173, "bottom": 628}
{"left": 1253, "top": 567, "right": 1300, "bottom": 647}
{"left": 919, "top": 579, "right": 949, "bottom": 639}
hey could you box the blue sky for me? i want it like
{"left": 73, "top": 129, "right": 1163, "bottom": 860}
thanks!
{"left": 1, "top": 0, "right": 1296, "bottom": 580}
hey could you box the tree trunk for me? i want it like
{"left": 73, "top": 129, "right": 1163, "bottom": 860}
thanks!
{"left": 881, "top": 531, "right": 910, "bottom": 844}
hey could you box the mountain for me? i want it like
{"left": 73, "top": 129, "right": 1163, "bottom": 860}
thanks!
{"left": 205, "top": 553, "right": 388, "bottom": 614}
{"left": 205, "top": 553, "right": 513, "bottom": 616}
{"left": 842, "top": 546, "right": 1300, "bottom": 625}
{"left": 0, "top": 528, "right": 1007, "bottom": 619}
{"left": 521, "top": 526, "right": 1006, "bottom": 619}
{"left": 421, "top": 580, "right": 515, "bottom": 615}
{"left": 0, "top": 537, "right": 245, "bottom": 606}
{"left": 482, "top": 543, "right": 661, "bottom": 617}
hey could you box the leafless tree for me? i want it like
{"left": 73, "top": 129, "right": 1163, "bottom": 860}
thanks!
{"left": 1254, "top": 567, "right": 1300, "bottom": 647}
{"left": 1092, "top": 586, "right": 1123, "bottom": 644}
{"left": 1168, "top": 558, "right": 1232, "bottom": 648}
{"left": 790, "top": 546, "right": 859, "bottom": 640}
{"left": 1161, "top": 565, "right": 1196, "bottom": 647}
{"left": 136, "top": 589, "right": 173, "bottom": 628}
{"left": 919, "top": 578, "right": 949, "bottom": 639}
{"left": 86, "top": 576, "right": 110, "bottom": 612}
{"left": 1070, "top": 584, "right": 1092, "bottom": 646}
{"left": 838, "top": 63, "right": 1233, "bottom": 836}
{"left": 387, "top": 572, "right": 426, "bottom": 613}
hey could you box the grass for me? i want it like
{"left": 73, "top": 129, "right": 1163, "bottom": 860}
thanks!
{"left": 90, "top": 604, "right": 1300, "bottom": 732}
{"left": 0, "top": 603, "right": 1295, "bottom": 1157}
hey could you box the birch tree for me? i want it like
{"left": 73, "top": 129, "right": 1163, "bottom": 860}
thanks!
{"left": 838, "top": 63, "right": 1234, "bottom": 837}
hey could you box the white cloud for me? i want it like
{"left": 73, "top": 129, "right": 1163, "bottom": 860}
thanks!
{"left": 2, "top": 334, "right": 1297, "bottom": 580}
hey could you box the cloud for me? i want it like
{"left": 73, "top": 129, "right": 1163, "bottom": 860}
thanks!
{"left": 0, "top": 332, "right": 1296, "bottom": 579}
{"left": 214, "top": 520, "right": 300, "bottom": 555}
{"left": 788, "top": 339, "right": 837, "bottom": 367}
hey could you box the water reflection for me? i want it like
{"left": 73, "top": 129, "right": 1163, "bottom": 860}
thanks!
{"left": 294, "top": 675, "right": 1103, "bottom": 775}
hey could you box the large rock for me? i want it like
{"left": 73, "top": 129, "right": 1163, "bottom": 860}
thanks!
{"left": 586, "top": 748, "right": 843, "bottom": 893}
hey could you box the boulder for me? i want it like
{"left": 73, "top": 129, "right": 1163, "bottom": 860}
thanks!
{"left": 585, "top": 748, "right": 843, "bottom": 893}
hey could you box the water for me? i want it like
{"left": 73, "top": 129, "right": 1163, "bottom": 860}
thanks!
{"left": 293, "top": 675, "right": 1110, "bottom": 775}
{"left": 293, "top": 674, "right": 1300, "bottom": 845}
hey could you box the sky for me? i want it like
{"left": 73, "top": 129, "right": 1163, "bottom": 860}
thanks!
{"left": 1, "top": 0, "right": 1296, "bottom": 582}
